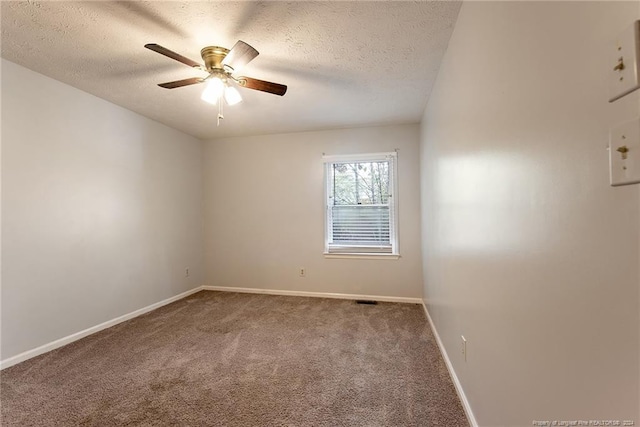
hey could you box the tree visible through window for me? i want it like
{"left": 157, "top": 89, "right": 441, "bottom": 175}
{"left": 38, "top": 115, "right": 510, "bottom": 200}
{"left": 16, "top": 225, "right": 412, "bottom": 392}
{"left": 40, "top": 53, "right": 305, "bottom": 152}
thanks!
{"left": 324, "top": 152, "right": 397, "bottom": 255}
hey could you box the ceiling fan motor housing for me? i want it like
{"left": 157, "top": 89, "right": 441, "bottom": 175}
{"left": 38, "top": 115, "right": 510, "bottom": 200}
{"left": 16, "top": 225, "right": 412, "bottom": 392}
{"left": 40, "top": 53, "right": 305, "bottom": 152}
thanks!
{"left": 201, "top": 46, "right": 230, "bottom": 72}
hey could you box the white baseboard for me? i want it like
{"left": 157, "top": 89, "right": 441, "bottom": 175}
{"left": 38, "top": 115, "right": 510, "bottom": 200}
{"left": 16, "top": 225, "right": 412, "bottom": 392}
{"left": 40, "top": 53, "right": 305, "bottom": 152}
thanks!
{"left": 421, "top": 301, "right": 478, "bottom": 427}
{"left": 0, "top": 286, "right": 205, "bottom": 370}
{"left": 202, "top": 285, "right": 423, "bottom": 304}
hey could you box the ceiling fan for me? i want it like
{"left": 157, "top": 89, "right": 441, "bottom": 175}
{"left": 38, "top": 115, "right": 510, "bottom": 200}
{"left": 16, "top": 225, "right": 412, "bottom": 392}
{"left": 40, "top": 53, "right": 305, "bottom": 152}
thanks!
{"left": 144, "top": 40, "right": 287, "bottom": 118}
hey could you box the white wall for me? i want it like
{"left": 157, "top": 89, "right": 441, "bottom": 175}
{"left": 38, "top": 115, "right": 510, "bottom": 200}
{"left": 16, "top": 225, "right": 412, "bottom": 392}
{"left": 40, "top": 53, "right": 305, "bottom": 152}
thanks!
{"left": 1, "top": 59, "right": 204, "bottom": 361}
{"left": 420, "top": 2, "right": 640, "bottom": 426}
{"left": 203, "top": 124, "right": 423, "bottom": 298}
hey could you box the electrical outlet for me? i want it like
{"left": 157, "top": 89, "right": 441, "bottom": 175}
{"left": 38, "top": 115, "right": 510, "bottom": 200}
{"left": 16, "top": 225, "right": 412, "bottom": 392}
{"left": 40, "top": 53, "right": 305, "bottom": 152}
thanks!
{"left": 299, "top": 267, "right": 306, "bottom": 277}
{"left": 461, "top": 335, "right": 467, "bottom": 362}
{"left": 185, "top": 268, "right": 190, "bottom": 278}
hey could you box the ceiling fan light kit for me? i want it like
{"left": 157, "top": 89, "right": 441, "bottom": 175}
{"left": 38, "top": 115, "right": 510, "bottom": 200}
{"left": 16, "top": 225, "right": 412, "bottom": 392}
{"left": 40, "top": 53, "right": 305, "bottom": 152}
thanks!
{"left": 224, "top": 86, "right": 243, "bottom": 106}
{"left": 144, "top": 40, "right": 287, "bottom": 126}
{"left": 200, "top": 77, "right": 227, "bottom": 105}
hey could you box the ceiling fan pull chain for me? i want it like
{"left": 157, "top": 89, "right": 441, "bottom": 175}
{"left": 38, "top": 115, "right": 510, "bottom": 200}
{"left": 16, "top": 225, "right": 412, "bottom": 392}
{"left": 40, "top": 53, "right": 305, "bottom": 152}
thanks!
{"left": 217, "top": 96, "right": 224, "bottom": 126}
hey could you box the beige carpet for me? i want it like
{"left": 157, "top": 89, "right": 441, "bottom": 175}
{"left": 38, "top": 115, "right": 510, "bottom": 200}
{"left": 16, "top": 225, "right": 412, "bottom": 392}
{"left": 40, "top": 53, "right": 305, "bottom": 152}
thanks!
{"left": 1, "top": 291, "right": 468, "bottom": 426}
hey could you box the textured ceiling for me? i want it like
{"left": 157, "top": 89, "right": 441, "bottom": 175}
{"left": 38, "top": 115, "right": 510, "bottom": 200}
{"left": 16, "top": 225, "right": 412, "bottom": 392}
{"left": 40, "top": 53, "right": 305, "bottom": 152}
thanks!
{"left": 1, "top": 1, "right": 461, "bottom": 139}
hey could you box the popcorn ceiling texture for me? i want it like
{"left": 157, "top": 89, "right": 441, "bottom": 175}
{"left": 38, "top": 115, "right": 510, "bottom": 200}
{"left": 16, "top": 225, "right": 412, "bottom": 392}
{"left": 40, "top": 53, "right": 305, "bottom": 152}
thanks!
{"left": 0, "top": 1, "right": 462, "bottom": 139}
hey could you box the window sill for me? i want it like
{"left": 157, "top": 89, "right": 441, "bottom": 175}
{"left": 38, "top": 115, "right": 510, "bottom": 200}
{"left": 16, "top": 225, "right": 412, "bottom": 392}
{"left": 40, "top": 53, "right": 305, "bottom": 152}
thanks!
{"left": 323, "top": 253, "right": 400, "bottom": 260}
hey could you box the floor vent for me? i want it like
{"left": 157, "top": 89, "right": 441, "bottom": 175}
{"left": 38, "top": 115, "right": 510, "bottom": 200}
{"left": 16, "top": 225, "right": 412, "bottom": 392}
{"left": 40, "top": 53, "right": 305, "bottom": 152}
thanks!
{"left": 355, "top": 300, "right": 378, "bottom": 305}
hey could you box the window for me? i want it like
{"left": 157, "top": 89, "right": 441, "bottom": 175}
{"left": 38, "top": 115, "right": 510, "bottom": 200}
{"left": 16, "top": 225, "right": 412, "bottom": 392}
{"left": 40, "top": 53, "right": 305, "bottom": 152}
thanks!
{"left": 324, "top": 152, "right": 398, "bottom": 256}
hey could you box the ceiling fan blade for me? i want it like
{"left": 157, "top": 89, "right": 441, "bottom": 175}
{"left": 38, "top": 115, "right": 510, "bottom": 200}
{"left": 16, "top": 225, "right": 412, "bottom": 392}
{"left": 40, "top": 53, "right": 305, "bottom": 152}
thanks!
{"left": 222, "top": 40, "right": 259, "bottom": 73}
{"left": 237, "top": 76, "right": 287, "bottom": 96}
{"left": 158, "top": 77, "right": 204, "bottom": 89}
{"left": 145, "top": 43, "right": 202, "bottom": 68}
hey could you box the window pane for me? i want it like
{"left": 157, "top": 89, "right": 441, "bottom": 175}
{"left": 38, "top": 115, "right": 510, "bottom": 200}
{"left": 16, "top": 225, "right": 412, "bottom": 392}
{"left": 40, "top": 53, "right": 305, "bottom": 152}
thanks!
{"left": 332, "top": 161, "right": 389, "bottom": 206}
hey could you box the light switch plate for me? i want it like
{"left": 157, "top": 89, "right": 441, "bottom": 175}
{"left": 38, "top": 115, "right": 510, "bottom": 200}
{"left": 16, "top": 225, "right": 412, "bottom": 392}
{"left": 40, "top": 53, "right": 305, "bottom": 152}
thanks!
{"left": 608, "top": 21, "right": 640, "bottom": 102}
{"left": 610, "top": 117, "right": 640, "bottom": 186}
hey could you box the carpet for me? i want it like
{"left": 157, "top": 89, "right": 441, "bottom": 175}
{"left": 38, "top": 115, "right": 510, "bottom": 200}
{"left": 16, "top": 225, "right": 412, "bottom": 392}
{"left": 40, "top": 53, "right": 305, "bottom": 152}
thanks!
{"left": 1, "top": 291, "right": 468, "bottom": 426}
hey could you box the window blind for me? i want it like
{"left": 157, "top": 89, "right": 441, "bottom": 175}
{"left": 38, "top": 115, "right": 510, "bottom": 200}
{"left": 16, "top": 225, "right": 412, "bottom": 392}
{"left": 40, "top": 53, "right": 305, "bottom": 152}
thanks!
{"left": 329, "top": 205, "right": 391, "bottom": 253}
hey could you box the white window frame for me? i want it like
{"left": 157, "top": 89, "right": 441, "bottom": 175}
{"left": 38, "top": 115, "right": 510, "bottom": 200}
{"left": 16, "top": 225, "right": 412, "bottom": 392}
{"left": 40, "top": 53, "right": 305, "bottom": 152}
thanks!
{"left": 323, "top": 152, "right": 399, "bottom": 259}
